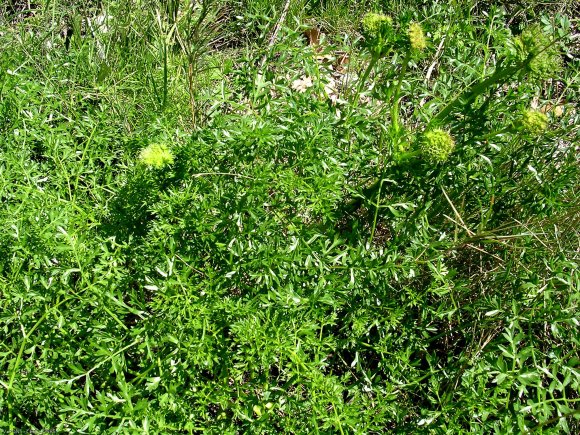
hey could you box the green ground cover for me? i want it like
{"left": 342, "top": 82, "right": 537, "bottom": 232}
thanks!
{"left": 0, "top": 0, "right": 579, "bottom": 432}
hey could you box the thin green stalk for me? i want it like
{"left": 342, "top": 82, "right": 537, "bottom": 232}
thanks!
{"left": 7, "top": 295, "right": 70, "bottom": 429}
{"left": 476, "top": 126, "right": 514, "bottom": 141}
{"left": 333, "top": 404, "right": 346, "bottom": 435}
{"left": 431, "top": 33, "right": 566, "bottom": 126}
{"left": 344, "top": 53, "right": 380, "bottom": 155}
{"left": 369, "top": 178, "right": 384, "bottom": 244}
{"left": 430, "top": 62, "right": 522, "bottom": 126}
{"left": 528, "top": 407, "right": 580, "bottom": 432}
{"left": 57, "top": 337, "right": 142, "bottom": 384}
{"left": 390, "top": 50, "right": 412, "bottom": 136}
{"left": 358, "top": 54, "right": 379, "bottom": 94}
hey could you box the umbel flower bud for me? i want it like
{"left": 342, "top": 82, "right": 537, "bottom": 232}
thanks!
{"left": 420, "top": 129, "right": 455, "bottom": 163}
{"left": 362, "top": 13, "right": 392, "bottom": 39}
{"left": 518, "top": 109, "right": 548, "bottom": 135}
{"left": 139, "top": 143, "right": 175, "bottom": 169}
{"left": 514, "top": 25, "right": 562, "bottom": 79}
{"left": 408, "top": 22, "right": 426, "bottom": 51}
{"left": 361, "top": 13, "right": 393, "bottom": 56}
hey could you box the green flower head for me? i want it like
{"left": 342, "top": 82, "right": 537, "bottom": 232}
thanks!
{"left": 361, "top": 13, "right": 393, "bottom": 56}
{"left": 514, "top": 25, "right": 562, "bottom": 79}
{"left": 139, "top": 143, "right": 175, "bottom": 169}
{"left": 362, "top": 13, "right": 393, "bottom": 39}
{"left": 408, "top": 22, "right": 427, "bottom": 51}
{"left": 420, "top": 129, "right": 455, "bottom": 164}
{"left": 518, "top": 109, "right": 548, "bottom": 135}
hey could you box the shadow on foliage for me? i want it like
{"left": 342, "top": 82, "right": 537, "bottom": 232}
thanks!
{"left": 100, "top": 168, "right": 161, "bottom": 241}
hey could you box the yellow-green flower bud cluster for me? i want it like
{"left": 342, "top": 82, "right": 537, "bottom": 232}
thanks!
{"left": 362, "top": 13, "right": 393, "bottom": 40}
{"left": 361, "top": 13, "right": 393, "bottom": 56}
{"left": 408, "top": 22, "right": 426, "bottom": 51}
{"left": 420, "top": 129, "right": 455, "bottom": 164}
{"left": 518, "top": 109, "right": 548, "bottom": 135}
{"left": 514, "top": 25, "right": 562, "bottom": 79}
{"left": 139, "top": 143, "right": 175, "bottom": 169}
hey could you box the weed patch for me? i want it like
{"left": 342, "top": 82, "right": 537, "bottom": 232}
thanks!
{"left": 0, "top": 1, "right": 578, "bottom": 432}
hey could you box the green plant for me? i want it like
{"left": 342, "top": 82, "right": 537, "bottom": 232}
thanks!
{"left": 0, "top": 1, "right": 578, "bottom": 433}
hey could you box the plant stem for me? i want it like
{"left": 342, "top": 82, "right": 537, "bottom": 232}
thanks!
{"left": 477, "top": 126, "right": 514, "bottom": 141}
{"left": 369, "top": 178, "right": 384, "bottom": 244}
{"left": 430, "top": 62, "right": 523, "bottom": 126}
{"left": 358, "top": 54, "right": 379, "bottom": 94}
{"left": 391, "top": 51, "right": 412, "bottom": 137}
